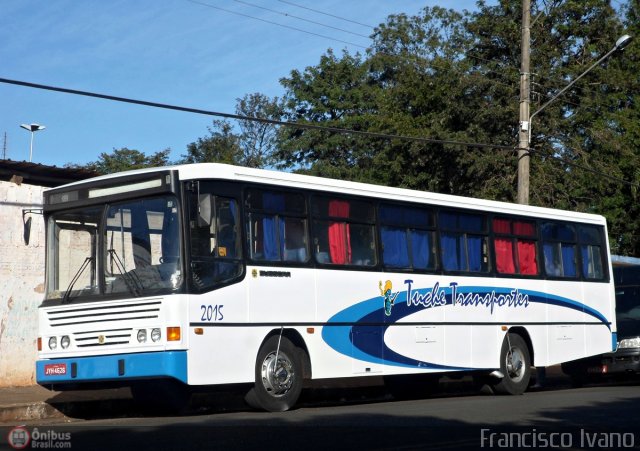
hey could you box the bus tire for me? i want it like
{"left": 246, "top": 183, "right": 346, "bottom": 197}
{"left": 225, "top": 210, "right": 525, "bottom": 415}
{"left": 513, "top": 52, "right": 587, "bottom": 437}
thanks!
{"left": 245, "top": 335, "right": 304, "bottom": 412}
{"left": 493, "top": 333, "right": 531, "bottom": 395}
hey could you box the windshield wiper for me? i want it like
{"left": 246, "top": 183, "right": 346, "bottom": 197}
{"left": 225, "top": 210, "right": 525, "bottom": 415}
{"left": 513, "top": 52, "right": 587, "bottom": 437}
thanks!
{"left": 108, "top": 249, "right": 143, "bottom": 296}
{"left": 62, "top": 257, "right": 94, "bottom": 304}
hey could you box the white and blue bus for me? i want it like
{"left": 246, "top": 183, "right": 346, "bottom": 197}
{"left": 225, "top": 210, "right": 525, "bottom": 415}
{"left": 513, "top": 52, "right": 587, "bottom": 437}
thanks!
{"left": 36, "top": 163, "right": 616, "bottom": 411}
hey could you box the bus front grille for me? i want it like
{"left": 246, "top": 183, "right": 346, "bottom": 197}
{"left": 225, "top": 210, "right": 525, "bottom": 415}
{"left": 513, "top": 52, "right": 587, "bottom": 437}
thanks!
{"left": 46, "top": 300, "right": 162, "bottom": 328}
{"left": 74, "top": 328, "right": 134, "bottom": 347}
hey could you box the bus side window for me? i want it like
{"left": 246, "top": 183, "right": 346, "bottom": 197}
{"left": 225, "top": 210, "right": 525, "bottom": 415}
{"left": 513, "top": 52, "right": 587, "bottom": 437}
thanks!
{"left": 579, "top": 226, "right": 605, "bottom": 279}
{"left": 493, "top": 218, "right": 538, "bottom": 276}
{"left": 439, "top": 211, "right": 488, "bottom": 272}
{"left": 542, "top": 223, "right": 577, "bottom": 278}
{"left": 312, "top": 197, "right": 376, "bottom": 266}
{"left": 190, "top": 193, "right": 242, "bottom": 290}
{"left": 245, "top": 189, "right": 308, "bottom": 263}
{"left": 379, "top": 204, "right": 436, "bottom": 270}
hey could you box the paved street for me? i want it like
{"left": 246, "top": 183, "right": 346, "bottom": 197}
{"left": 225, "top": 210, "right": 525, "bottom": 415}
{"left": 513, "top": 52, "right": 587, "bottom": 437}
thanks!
{"left": 2, "top": 377, "right": 640, "bottom": 450}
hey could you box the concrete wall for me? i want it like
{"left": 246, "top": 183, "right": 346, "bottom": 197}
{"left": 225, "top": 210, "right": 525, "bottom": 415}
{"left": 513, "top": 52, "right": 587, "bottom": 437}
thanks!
{"left": 0, "top": 179, "right": 45, "bottom": 387}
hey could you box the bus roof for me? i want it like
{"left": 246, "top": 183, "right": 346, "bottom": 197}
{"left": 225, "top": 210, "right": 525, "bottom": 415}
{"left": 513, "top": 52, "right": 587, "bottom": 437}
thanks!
{"left": 47, "top": 163, "right": 606, "bottom": 225}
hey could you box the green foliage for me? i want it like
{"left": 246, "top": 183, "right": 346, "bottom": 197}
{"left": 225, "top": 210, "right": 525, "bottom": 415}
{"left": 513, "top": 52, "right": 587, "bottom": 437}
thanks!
{"left": 69, "top": 147, "right": 171, "bottom": 175}
{"left": 179, "top": 93, "right": 283, "bottom": 168}
{"left": 275, "top": 0, "right": 640, "bottom": 255}
{"left": 179, "top": 120, "right": 242, "bottom": 165}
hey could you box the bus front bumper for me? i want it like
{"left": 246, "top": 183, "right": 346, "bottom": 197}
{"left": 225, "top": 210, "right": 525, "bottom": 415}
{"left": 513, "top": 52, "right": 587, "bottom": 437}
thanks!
{"left": 36, "top": 351, "right": 187, "bottom": 385}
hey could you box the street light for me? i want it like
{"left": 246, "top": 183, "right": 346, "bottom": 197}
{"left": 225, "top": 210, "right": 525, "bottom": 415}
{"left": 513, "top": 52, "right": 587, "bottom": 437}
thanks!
{"left": 517, "top": 34, "right": 633, "bottom": 204}
{"left": 19, "top": 123, "right": 46, "bottom": 162}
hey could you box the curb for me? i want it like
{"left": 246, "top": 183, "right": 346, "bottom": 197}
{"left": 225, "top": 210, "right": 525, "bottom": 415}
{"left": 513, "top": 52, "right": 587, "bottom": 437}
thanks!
{"left": 0, "top": 402, "right": 65, "bottom": 423}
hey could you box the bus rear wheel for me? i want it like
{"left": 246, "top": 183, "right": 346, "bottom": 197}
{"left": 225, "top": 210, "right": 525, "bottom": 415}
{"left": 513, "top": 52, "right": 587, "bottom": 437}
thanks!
{"left": 493, "top": 333, "right": 531, "bottom": 395}
{"left": 245, "top": 335, "right": 304, "bottom": 412}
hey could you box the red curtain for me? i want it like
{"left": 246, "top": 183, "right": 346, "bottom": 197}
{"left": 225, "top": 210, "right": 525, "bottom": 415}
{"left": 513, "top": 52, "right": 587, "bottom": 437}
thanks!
{"left": 495, "top": 238, "right": 515, "bottom": 274}
{"left": 517, "top": 240, "right": 538, "bottom": 275}
{"left": 328, "top": 200, "right": 351, "bottom": 264}
{"left": 514, "top": 221, "right": 535, "bottom": 236}
{"left": 493, "top": 218, "right": 537, "bottom": 274}
{"left": 493, "top": 218, "right": 511, "bottom": 234}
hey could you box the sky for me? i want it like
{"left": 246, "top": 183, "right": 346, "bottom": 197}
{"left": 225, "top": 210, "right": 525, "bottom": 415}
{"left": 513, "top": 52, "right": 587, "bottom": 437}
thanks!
{"left": 1, "top": 0, "right": 486, "bottom": 168}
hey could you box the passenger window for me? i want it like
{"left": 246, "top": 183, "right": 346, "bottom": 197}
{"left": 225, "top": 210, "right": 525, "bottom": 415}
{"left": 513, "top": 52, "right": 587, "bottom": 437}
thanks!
{"left": 493, "top": 218, "right": 538, "bottom": 275}
{"left": 439, "top": 211, "right": 488, "bottom": 272}
{"left": 579, "top": 226, "right": 605, "bottom": 279}
{"left": 379, "top": 204, "right": 436, "bottom": 270}
{"left": 542, "top": 223, "right": 577, "bottom": 278}
{"left": 246, "top": 190, "right": 308, "bottom": 263}
{"left": 312, "top": 197, "right": 376, "bottom": 266}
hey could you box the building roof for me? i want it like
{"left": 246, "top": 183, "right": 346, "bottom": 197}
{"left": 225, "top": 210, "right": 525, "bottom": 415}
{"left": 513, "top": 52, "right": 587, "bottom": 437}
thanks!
{"left": 0, "top": 159, "right": 98, "bottom": 187}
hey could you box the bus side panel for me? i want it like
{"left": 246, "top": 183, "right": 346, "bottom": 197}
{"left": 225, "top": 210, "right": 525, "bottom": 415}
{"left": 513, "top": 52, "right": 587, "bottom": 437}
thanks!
{"left": 187, "top": 283, "right": 256, "bottom": 385}
{"left": 544, "top": 280, "right": 613, "bottom": 366}
{"left": 314, "top": 269, "right": 385, "bottom": 378}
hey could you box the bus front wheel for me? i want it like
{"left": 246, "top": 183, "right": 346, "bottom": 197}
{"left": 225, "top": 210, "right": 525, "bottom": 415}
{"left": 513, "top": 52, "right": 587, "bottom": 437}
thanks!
{"left": 245, "top": 335, "right": 304, "bottom": 412}
{"left": 493, "top": 333, "right": 531, "bottom": 395}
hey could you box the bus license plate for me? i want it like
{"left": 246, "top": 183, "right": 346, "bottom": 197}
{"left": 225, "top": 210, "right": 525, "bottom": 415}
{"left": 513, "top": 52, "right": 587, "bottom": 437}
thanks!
{"left": 44, "top": 363, "right": 67, "bottom": 376}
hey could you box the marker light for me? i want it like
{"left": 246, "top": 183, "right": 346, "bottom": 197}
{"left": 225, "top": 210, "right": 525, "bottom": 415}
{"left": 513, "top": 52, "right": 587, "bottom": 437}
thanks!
{"left": 151, "top": 328, "right": 161, "bottom": 342}
{"left": 137, "top": 329, "right": 147, "bottom": 343}
{"left": 48, "top": 337, "right": 57, "bottom": 350}
{"left": 61, "top": 336, "right": 70, "bottom": 349}
{"left": 37, "top": 337, "right": 42, "bottom": 351}
{"left": 167, "top": 327, "right": 181, "bottom": 341}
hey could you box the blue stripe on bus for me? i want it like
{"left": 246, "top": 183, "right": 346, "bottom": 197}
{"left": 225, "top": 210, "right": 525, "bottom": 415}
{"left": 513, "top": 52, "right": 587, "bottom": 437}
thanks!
{"left": 322, "top": 285, "right": 611, "bottom": 369}
{"left": 36, "top": 351, "right": 187, "bottom": 384}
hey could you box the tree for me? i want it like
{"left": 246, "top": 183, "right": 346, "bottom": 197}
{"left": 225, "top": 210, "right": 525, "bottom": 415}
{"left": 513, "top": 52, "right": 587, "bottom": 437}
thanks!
{"left": 180, "top": 120, "right": 242, "bottom": 165}
{"left": 180, "top": 93, "right": 283, "bottom": 168}
{"left": 67, "top": 147, "right": 171, "bottom": 175}
{"left": 237, "top": 93, "right": 284, "bottom": 168}
{"left": 275, "top": 0, "right": 640, "bottom": 253}
{"left": 277, "top": 7, "right": 519, "bottom": 197}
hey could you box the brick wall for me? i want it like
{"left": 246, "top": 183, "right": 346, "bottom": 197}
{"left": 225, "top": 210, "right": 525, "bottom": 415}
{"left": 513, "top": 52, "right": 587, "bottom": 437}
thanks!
{"left": 0, "top": 180, "right": 45, "bottom": 387}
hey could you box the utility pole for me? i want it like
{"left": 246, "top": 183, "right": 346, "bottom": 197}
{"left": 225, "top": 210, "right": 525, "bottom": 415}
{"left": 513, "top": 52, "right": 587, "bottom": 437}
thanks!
{"left": 517, "top": 0, "right": 531, "bottom": 205}
{"left": 2, "top": 132, "right": 6, "bottom": 159}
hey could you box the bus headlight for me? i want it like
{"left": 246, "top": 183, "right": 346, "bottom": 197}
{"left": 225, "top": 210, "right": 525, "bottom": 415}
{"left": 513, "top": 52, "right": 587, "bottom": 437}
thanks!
{"left": 48, "top": 337, "right": 57, "bottom": 350}
{"left": 137, "top": 329, "right": 147, "bottom": 343}
{"left": 151, "top": 328, "right": 161, "bottom": 342}
{"left": 60, "top": 336, "right": 70, "bottom": 349}
{"left": 618, "top": 337, "right": 640, "bottom": 349}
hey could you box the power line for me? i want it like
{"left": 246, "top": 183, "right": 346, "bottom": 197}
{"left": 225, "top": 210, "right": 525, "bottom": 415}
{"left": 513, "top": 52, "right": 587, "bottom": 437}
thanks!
{"left": 277, "top": 0, "right": 375, "bottom": 29}
{"left": 231, "top": 0, "right": 371, "bottom": 40}
{"left": 527, "top": 145, "right": 637, "bottom": 187}
{"left": 1, "top": 76, "right": 635, "bottom": 188}
{"left": 0, "top": 77, "right": 513, "bottom": 151}
{"left": 187, "top": 0, "right": 368, "bottom": 49}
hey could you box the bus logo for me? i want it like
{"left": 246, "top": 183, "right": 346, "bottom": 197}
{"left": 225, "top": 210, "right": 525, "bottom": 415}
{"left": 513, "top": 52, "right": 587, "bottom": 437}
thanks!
{"left": 379, "top": 280, "right": 400, "bottom": 316}
{"left": 98, "top": 335, "right": 105, "bottom": 344}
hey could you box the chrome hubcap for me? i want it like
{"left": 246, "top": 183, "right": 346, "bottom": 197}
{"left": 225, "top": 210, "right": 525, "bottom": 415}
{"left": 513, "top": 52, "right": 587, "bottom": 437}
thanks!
{"left": 506, "top": 346, "right": 525, "bottom": 382}
{"left": 260, "top": 351, "right": 294, "bottom": 397}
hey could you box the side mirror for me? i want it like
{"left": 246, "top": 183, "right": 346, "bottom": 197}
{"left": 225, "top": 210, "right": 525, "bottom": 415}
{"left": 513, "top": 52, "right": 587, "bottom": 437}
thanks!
{"left": 22, "top": 209, "right": 42, "bottom": 245}
{"left": 23, "top": 216, "right": 32, "bottom": 245}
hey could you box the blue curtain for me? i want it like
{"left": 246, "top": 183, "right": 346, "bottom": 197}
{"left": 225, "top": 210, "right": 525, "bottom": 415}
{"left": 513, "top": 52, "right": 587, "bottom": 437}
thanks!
{"left": 441, "top": 233, "right": 460, "bottom": 270}
{"left": 562, "top": 244, "right": 576, "bottom": 277}
{"left": 411, "top": 230, "right": 430, "bottom": 269}
{"left": 543, "top": 243, "right": 556, "bottom": 275}
{"left": 467, "top": 236, "right": 482, "bottom": 271}
{"left": 262, "top": 194, "right": 285, "bottom": 261}
{"left": 581, "top": 245, "right": 590, "bottom": 277}
{"left": 382, "top": 227, "right": 409, "bottom": 267}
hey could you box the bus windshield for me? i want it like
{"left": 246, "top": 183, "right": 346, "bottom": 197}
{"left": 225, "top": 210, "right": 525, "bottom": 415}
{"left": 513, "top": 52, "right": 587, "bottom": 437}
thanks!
{"left": 45, "top": 195, "right": 183, "bottom": 303}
